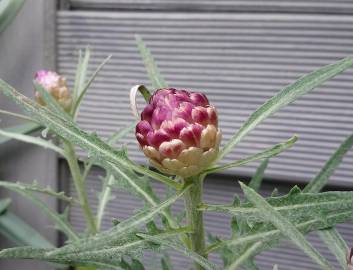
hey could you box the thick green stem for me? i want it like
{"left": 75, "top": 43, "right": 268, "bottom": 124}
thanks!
{"left": 63, "top": 141, "right": 97, "bottom": 234}
{"left": 184, "top": 176, "right": 207, "bottom": 270}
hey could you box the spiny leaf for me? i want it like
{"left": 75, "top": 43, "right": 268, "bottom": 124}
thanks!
{"left": 208, "top": 209, "right": 353, "bottom": 258}
{"left": 248, "top": 158, "right": 269, "bottom": 191}
{"left": 0, "top": 128, "right": 64, "bottom": 155}
{"left": 96, "top": 173, "right": 115, "bottom": 230}
{"left": 103, "top": 161, "right": 180, "bottom": 231}
{"left": 0, "top": 228, "right": 189, "bottom": 268}
{"left": 318, "top": 229, "right": 348, "bottom": 269}
{"left": 0, "top": 122, "right": 41, "bottom": 144}
{"left": 161, "top": 254, "right": 173, "bottom": 270}
{"left": 0, "top": 0, "right": 24, "bottom": 33}
{"left": 220, "top": 54, "right": 353, "bottom": 159}
{"left": 0, "top": 79, "right": 180, "bottom": 189}
{"left": 0, "top": 211, "right": 53, "bottom": 248}
{"left": 138, "top": 235, "right": 218, "bottom": 270}
{"left": 304, "top": 133, "right": 353, "bottom": 193}
{"left": 82, "top": 123, "right": 134, "bottom": 180}
{"left": 47, "top": 184, "right": 191, "bottom": 256}
{"left": 200, "top": 188, "right": 353, "bottom": 224}
{"left": 205, "top": 136, "right": 296, "bottom": 174}
{"left": 303, "top": 133, "right": 353, "bottom": 269}
{"left": 0, "top": 181, "right": 75, "bottom": 203}
{"left": 0, "top": 109, "right": 36, "bottom": 122}
{"left": 240, "top": 183, "right": 334, "bottom": 270}
{"left": 73, "top": 54, "right": 112, "bottom": 119}
{"left": 0, "top": 246, "right": 122, "bottom": 269}
{"left": 0, "top": 198, "right": 11, "bottom": 214}
{"left": 135, "top": 35, "right": 167, "bottom": 89}
{"left": 225, "top": 242, "right": 263, "bottom": 270}
{"left": 72, "top": 48, "right": 90, "bottom": 107}
{"left": 0, "top": 180, "right": 78, "bottom": 240}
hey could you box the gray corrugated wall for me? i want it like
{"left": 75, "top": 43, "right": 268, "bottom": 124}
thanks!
{"left": 0, "top": 1, "right": 57, "bottom": 270}
{"left": 57, "top": 11, "right": 353, "bottom": 186}
{"left": 57, "top": 1, "right": 353, "bottom": 269}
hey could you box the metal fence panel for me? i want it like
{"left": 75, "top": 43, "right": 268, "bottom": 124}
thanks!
{"left": 57, "top": 11, "right": 353, "bottom": 186}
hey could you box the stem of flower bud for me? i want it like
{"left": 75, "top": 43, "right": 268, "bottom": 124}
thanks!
{"left": 63, "top": 140, "right": 97, "bottom": 235}
{"left": 184, "top": 175, "right": 207, "bottom": 270}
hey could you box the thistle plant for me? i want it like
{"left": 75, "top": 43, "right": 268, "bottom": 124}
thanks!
{"left": 0, "top": 36, "right": 353, "bottom": 270}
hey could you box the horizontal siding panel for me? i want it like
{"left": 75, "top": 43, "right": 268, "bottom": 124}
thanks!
{"left": 57, "top": 11, "right": 353, "bottom": 187}
{"left": 67, "top": 167, "right": 353, "bottom": 269}
{"left": 69, "top": 0, "right": 353, "bottom": 14}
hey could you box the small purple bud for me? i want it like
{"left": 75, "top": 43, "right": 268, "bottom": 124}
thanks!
{"left": 135, "top": 88, "right": 221, "bottom": 177}
{"left": 34, "top": 70, "right": 72, "bottom": 111}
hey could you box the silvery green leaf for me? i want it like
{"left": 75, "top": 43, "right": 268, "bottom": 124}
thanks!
{"left": 135, "top": 35, "right": 167, "bottom": 89}
{"left": 240, "top": 183, "right": 334, "bottom": 270}
{"left": 46, "top": 184, "right": 191, "bottom": 256}
{"left": 0, "top": 181, "right": 74, "bottom": 203}
{"left": 248, "top": 158, "right": 269, "bottom": 192}
{"left": 303, "top": 133, "right": 353, "bottom": 269}
{"left": 0, "top": 128, "right": 64, "bottom": 155}
{"left": 72, "top": 54, "right": 112, "bottom": 119}
{"left": 0, "top": 227, "right": 189, "bottom": 268}
{"left": 0, "top": 79, "right": 179, "bottom": 190}
{"left": 0, "top": 122, "right": 41, "bottom": 144}
{"left": 0, "top": 0, "right": 24, "bottom": 33}
{"left": 137, "top": 235, "right": 218, "bottom": 270}
{"left": 200, "top": 188, "right": 353, "bottom": 224}
{"left": 205, "top": 136, "right": 296, "bottom": 174}
{"left": 72, "top": 48, "right": 90, "bottom": 108}
{"left": 220, "top": 54, "right": 353, "bottom": 159}
{"left": 0, "top": 180, "right": 78, "bottom": 240}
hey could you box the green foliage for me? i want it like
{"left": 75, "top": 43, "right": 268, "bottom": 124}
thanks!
{"left": 0, "top": 199, "right": 53, "bottom": 248}
{"left": 303, "top": 133, "right": 353, "bottom": 268}
{"left": 304, "top": 133, "right": 353, "bottom": 193}
{"left": 0, "top": 122, "right": 41, "bottom": 144}
{"left": 204, "top": 136, "right": 296, "bottom": 174}
{"left": 0, "top": 187, "right": 191, "bottom": 267}
{"left": 0, "top": 79, "right": 179, "bottom": 189}
{"left": 201, "top": 188, "right": 353, "bottom": 222}
{"left": 72, "top": 54, "right": 112, "bottom": 119}
{"left": 136, "top": 35, "right": 167, "bottom": 89}
{"left": 0, "top": 127, "right": 64, "bottom": 155}
{"left": 1, "top": 38, "right": 353, "bottom": 270}
{"left": 248, "top": 158, "right": 269, "bottom": 191}
{"left": 0, "top": 181, "right": 75, "bottom": 203}
{"left": 204, "top": 186, "right": 353, "bottom": 269}
{"left": 219, "top": 54, "right": 353, "bottom": 160}
{"left": 72, "top": 48, "right": 91, "bottom": 109}
{"left": 240, "top": 183, "right": 334, "bottom": 269}
{"left": 0, "top": 0, "right": 24, "bottom": 33}
{"left": 0, "top": 180, "right": 78, "bottom": 240}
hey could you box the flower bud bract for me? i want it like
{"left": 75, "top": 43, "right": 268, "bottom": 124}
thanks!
{"left": 34, "top": 70, "right": 72, "bottom": 111}
{"left": 136, "top": 88, "right": 221, "bottom": 177}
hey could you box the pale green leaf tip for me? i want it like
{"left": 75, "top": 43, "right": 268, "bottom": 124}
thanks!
{"left": 238, "top": 181, "right": 247, "bottom": 190}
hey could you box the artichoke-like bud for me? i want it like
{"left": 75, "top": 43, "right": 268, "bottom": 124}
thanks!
{"left": 34, "top": 70, "right": 72, "bottom": 111}
{"left": 348, "top": 248, "right": 353, "bottom": 270}
{"left": 135, "top": 88, "right": 221, "bottom": 177}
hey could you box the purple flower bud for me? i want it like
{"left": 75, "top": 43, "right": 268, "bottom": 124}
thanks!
{"left": 136, "top": 88, "right": 221, "bottom": 177}
{"left": 34, "top": 70, "right": 72, "bottom": 111}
